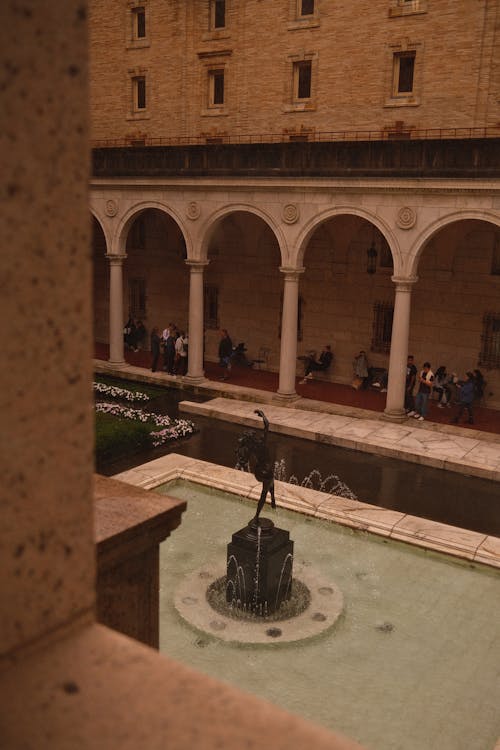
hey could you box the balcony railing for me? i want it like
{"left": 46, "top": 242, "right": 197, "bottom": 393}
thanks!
{"left": 92, "top": 125, "right": 500, "bottom": 149}
{"left": 92, "top": 135, "right": 500, "bottom": 179}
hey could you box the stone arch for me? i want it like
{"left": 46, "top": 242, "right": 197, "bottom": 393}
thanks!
{"left": 199, "top": 203, "right": 288, "bottom": 266}
{"left": 113, "top": 200, "right": 192, "bottom": 258}
{"left": 294, "top": 206, "right": 401, "bottom": 274}
{"left": 409, "top": 209, "right": 500, "bottom": 277}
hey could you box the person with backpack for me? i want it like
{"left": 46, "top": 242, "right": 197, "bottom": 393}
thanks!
{"left": 451, "top": 371, "right": 476, "bottom": 425}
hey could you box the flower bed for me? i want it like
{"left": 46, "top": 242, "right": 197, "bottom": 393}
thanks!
{"left": 95, "top": 401, "right": 196, "bottom": 447}
{"left": 93, "top": 381, "right": 150, "bottom": 402}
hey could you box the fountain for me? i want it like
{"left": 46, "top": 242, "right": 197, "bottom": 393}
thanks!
{"left": 226, "top": 410, "right": 294, "bottom": 615}
{"left": 174, "top": 410, "right": 344, "bottom": 643}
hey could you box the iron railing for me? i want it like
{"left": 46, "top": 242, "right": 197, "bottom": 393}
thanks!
{"left": 92, "top": 126, "right": 500, "bottom": 149}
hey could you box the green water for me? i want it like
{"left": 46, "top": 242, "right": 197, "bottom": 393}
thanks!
{"left": 157, "top": 480, "right": 500, "bottom": 750}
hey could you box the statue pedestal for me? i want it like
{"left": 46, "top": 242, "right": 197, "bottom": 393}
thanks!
{"left": 226, "top": 518, "right": 294, "bottom": 615}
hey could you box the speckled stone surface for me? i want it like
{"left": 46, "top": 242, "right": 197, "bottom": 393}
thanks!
{"left": 0, "top": 623, "right": 363, "bottom": 750}
{"left": 1, "top": 0, "right": 94, "bottom": 656}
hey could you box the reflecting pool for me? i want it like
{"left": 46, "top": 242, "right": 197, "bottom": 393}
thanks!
{"left": 157, "top": 480, "right": 500, "bottom": 750}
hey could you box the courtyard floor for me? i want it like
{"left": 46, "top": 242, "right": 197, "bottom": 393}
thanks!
{"left": 94, "top": 343, "right": 500, "bottom": 436}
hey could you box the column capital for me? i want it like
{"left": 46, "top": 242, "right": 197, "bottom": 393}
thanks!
{"left": 279, "top": 266, "right": 305, "bottom": 280}
{"left": 391, "top": 275, "right": 418, "bottom": 292}
{"left": 185, "top": 259, "right": 210, "bottom": 271}
{"left": 106, "top": 253, "right": 127, "bottom": 265}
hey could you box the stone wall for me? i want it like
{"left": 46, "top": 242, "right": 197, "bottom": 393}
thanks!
{"left": 89, "top": 0, "right": 500, "bottom": 142}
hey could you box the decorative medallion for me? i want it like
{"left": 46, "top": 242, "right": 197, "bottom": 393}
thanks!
{"left": 396, "top": 206, "right": 416, "bottom": 230}
{"left": 104, "top": 199, "right": 118, "bottom": 217}
{"left": 282, "top": 204, "right": 300, "bottom": 225}
{"left": 186, "top": 201, "right": 201, "bottom": 220}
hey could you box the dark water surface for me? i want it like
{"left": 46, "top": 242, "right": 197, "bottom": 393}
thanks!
{"left": 97, "top": 386, "right": 500, "bottom": 537}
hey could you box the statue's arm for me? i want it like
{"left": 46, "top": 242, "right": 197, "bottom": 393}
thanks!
{"left": 254, "top": 409, "right": 269, "bottom": 434}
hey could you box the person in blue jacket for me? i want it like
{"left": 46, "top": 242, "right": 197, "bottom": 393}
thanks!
{"left": 451, "top": 371, "right": 475, "bottom": 425}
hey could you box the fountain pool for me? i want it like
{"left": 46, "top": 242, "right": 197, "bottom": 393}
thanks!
{"left": 149, "top": 474, "right": 500, "bottom": 750}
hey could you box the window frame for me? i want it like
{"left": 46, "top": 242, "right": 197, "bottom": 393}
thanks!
{"left": 294, "top": 60, "right": 312, "bottom": 101}
{"left": 371, "top": 301, "right": 394, "bottom": 354}
{"left": 127, "top": 2, "right": 150, "bottom": 49}
{"left": 208, "top": 68, "right": 225, "bottom": 107}
{"left": 479, "top": 312, "right": 500, "bottom": 369}
{"left": 211, "top": 0, "right": 226, "bottom": 30}
{"left": 393, "top": 51, "right": 416, "bottom": 97}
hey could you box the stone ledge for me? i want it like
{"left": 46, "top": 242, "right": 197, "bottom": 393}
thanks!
{"left": 0, "top": 622, "right": 363, "bottom": 750}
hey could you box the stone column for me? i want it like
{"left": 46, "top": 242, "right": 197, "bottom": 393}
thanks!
{"left": 277, "top": 267, "right": 304, "bottom": 401}
{"left": 383, "top": 277, "right": 418, "bottom": 421}
{"left": 184, "top": 260, "right": 209, "bottom": 384}
{"left": 106, "top": 253, "right": 127, "bottom": 366}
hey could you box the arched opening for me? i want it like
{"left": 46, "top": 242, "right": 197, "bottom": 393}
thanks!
{"left": 203, "top": 211, "right": 282, "bottom": 368}
{"left": 123, "top": 208, "right": 188, "bottom": 350}
{"left": 300, "top": 214, "right": 394, "bottom": 384}
{"left": 413, "top": 219, "right": 500, "bottom": 407}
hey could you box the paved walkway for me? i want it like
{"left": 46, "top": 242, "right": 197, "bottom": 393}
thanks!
{"left": 94, "top": 343, "right": 500, "bottom": 438}
{"left": 180, "top": 397, "right": 500, "bottom": 482}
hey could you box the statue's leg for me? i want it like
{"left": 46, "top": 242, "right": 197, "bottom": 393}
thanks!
{"left": 254, "top": 485, "right": 268, "bottom": 521}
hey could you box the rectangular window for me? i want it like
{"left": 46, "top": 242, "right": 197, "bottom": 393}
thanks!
{"left": 133, "top": 7, "right": 146, "bottom": 38}
{"left": 393, "top": 52, "right": 415, "bottom": 95}
{"left": 300, "top": 0, "right": 314, "bottom": 15}
{"left": 128, "top": 278, "right": 147, "bottom": 318}
{"left": 294, "top": 60, "right": 312, "bottom": 100}
{"left": 479, "top": 312, "right": 500, "bottom": 368}
{"left": 204, "top": 285, "right": 219, "bottom": 329}
{"left": 209, "top": 69, "right": 225, "bottom": 106}
{"left": 212, "top": 0, "right": 226, "bottom": 29}
{"left": 133, "top": 76, "right": 146, "bottom": 110}
{"left": 371, "top": 301, "right": 394, "bottom": 353}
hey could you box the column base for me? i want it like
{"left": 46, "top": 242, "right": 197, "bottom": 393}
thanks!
{"left": 182, "top": 373, "right": 207, "bottom": 386}
{"left": 274, "top": 391, "right": 301, "bottom": 404}
{"left": 382, "top": 408, "right": 408, "bottom": 423}
{"left": 107, "top": 359, "right": 126, "bottom": 368}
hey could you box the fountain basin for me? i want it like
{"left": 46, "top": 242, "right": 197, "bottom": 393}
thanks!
{"left": 175, "top": 564, "right": 343, "bottom": 644}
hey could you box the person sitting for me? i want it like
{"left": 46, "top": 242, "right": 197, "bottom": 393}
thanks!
{"left": 299, "top": 345, "right": 333, "bottom": 384}
{"left": 352, "top": 350, "right": 370, "bottom": 390}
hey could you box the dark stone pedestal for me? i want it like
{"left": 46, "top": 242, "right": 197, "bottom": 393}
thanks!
{"left": 226, "top": 518, "right": 294, "bottom": 615}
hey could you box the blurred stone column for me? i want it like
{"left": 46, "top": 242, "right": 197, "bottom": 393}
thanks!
{"left": 1, "top": 0, "right": 95, "bottom": 656}
{"left": 184, "top": 260, "right": 209, "bottom": 384}
{"left": 107, "top": 253, "right": 127, "bottom": 365}
{"left": 384, "top": 277, "right": 417, "bottom": 421}
{"left": 277, "top": 267, "right": 304, "bottom": 400}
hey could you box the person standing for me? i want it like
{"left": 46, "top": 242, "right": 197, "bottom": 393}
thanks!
{"left": 405, "top": 355, "right": 418, "bottom": 415}
{"left": 352, "top": 350, "right": 369, "bottom": 389}
{"left": 163, "top": 329, "right": 176, "bottom": 374}
{"left": 451, "top": 371, "right": 476, "bottom": 425}
{"left": 150, "top": 327, "right": 161, "bottom": 372}
{"left": 218, "top": 328, "right": 233, "bottom": 381}
{"left": 413, "top": 362, "right": 434, "bottom": 421}
{"left": 175, "top": 330, "right": 188, "bottom": 376}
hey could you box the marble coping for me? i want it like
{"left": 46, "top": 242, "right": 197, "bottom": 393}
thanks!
{"left": 179, "top": 398, "right": 500, "bottom": 482}
{"left": 113, "top": 453, "right": 500, "bottom": 571}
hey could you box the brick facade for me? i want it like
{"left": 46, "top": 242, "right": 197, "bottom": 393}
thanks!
{"left": 89, "top": 0, "right": 500, "bottom": 143}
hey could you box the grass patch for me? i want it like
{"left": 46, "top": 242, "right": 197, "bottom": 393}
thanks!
{"left": 95, "top": 411, "right": 152, "bottom": 465}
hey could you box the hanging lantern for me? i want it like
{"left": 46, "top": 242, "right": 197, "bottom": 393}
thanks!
{"left": 367, "top": 241, "right": 378, "bottom": 274}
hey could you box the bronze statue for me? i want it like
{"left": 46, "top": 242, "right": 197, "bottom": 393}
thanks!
{"left": 235, "top": 409, "right": 276, "bottom": 523}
